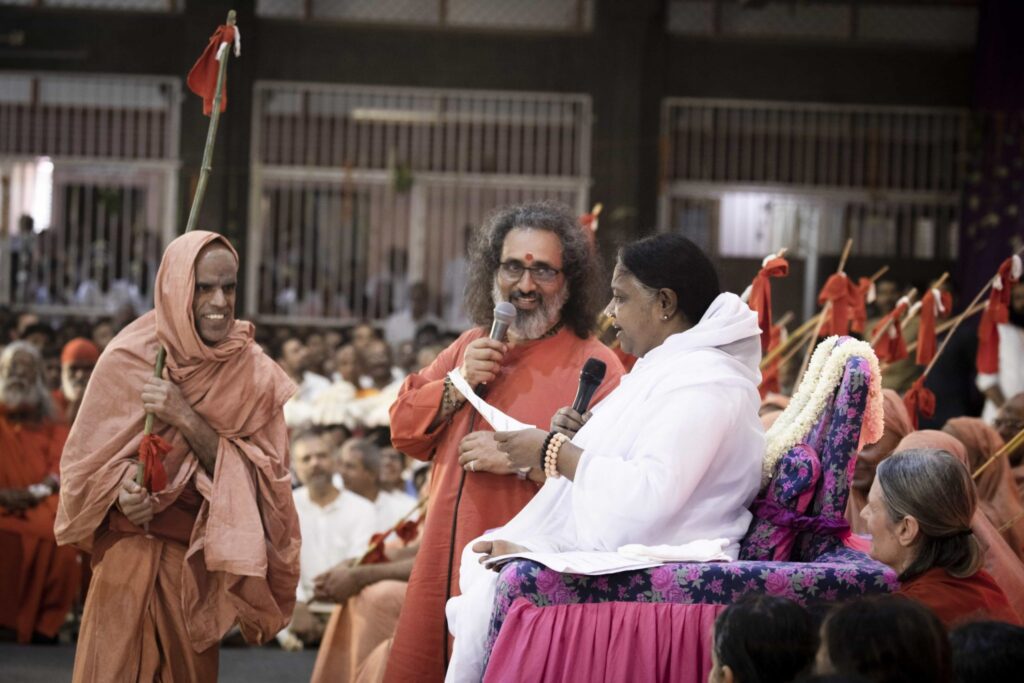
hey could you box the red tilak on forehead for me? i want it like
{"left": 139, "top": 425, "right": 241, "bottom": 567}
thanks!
{"left": 525, "top": 253, "right": 534, "bottom": 262}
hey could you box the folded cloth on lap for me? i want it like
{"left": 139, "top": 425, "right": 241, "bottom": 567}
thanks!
{"left": 618, "top": 539, "right": 732, "bottom": 563}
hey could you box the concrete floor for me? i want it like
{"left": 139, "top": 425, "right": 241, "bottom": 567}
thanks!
{"left": 0, "top": 643, "right": 317, "bottom": 683}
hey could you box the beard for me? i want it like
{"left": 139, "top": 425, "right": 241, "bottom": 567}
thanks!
{"left": 61, "top": 377, "right": 87, "bottom": 403}
{"left": 0, "top": 378, "right": 49, "bottom": 416}
{"left": 492, "top": 280, "right": 569, "bottom": 341}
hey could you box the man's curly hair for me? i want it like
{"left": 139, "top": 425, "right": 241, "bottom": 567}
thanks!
{"left": 463, "top": 201, "right": 602, "bottom": 340}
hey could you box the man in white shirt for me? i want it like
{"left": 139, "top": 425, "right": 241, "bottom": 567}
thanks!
{"left": 284, "top": 430, "right": 376, "bottom": 648}
{"left": 273, "top": 335, "right": 331, "bottom": 429}
{"left": 310, "top": 437, "right": 421, "bottom": 681}
{"left": 384, "top": 281, "right": 443, "bottom": 350}
{"left": 350, "top": 340, "right": 406, "bottom": 432}
{"left": 337, "top": 437, "right": 417, "bottom": 532}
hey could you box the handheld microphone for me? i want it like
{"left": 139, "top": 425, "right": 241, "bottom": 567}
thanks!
{"left": 571, "top": 358, "right": 607, "bottom": 414}
{"left": 489, "top": 302, "right": 517, "bottom": 342}
{"left": 477, "top": 302, "right": 517, "bottom": 397}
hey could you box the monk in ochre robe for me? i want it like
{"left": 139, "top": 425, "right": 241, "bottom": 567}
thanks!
{"left": 0, "top": 342, "right": 79, "bottom": 644}
{"left": 55, "top": 231, "right": 300, "bottom": 682}
{"left": 51, "top": 337, "right": 100, "bottom": 427}
{"left": 382, "top": 203, "right": 623, "bottom": 682}
{"left": 944, "top": 417, "right": 1024, "bottom": 560}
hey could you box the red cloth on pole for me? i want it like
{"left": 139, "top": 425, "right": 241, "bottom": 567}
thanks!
{"left": 916, "top": 289, "right": 952, "bottom": 367}
{"left": 903, "top": 377, "right": 936, "bottom": 430}
{"left": 851, "top": 277, "right": 874, "bottom": 334}
{"left": 187, "top": 24, "right": 236, "bottom": 116}
{"left": 748, "top": 256, "right": 789, "bottom": 353}
{"left": 977, "top": 256, "right": 1022, "bottom": 374}
{"left": 137, "top": 433, "right": 171, "bottom": 492}
{"left": 871, "top": 300, "right": 910, "bottom": 363}
{"left": 817, "top": 274, "right": 856, "bottom": 337}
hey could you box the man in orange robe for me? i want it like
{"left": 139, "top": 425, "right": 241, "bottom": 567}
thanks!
{"left": 55, "top": 231, "right": 301, "bottom": 682}
{"left": 383, "top": 203, "right": 624, "bottom": 682}
{"left": 0, "top": 341, "right": 80, "bottom": 644}
{"left": 51, "top": 338, "right": 100, "bottom": 427}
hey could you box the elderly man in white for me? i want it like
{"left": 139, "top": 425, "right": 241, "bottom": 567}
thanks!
{"left": 444, "top": 233, "right": 766, "bottom": 681}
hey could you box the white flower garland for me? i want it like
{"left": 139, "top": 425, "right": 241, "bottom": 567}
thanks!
{"left": 761, "top": 337, "right": 884, "bottom": 488}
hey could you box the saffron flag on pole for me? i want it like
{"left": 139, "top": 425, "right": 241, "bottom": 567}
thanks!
{"left": 187, "top": 23, "right": 241, "bottom": 116}
{"left": 976, "top": 255, "right": 1022, "bottom": 374}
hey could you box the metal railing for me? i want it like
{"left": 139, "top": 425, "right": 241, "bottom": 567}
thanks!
{"left": 1, "top": 72, "right": 181, "bottom": 317}
{"left": 658, "top": 97, "right": 969, "bottom": 317}
{"left": 249, "top": 81, "right": 592, "bottom": 326}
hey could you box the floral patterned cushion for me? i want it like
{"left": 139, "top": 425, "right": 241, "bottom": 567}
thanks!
{"left": 486, "top": 547, "right": 897, "bottom": 656}
{"left": 794, "top": 352, "right": 872, "bottom": 561}
{"left": 740, "top": 444, "right": 821, "bottom": 562}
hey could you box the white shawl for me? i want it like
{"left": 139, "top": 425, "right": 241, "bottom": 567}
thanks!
{"left": 445, "top": 292, "right": 765, "bottom": 682}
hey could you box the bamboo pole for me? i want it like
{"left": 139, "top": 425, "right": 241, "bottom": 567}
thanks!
{"left": 998, "top": 509, "right": 1024, "bottom": 534}
{"left": 774, "top": 311, "right": 795, "bottom": 329}
{"left": 138, "top": 9, "right": 237, "bottom": 489}
{"left": 869, "top": 287, "right": 919, "bottom": 348}
{"left": 759, "top": 258, "right": 884, "bottom": 371}
{"left": 973, "top": 426, "right": 1024, "bottom": 480}
{"left": 904, "top": 300, "right": 987, "bottom": 356}
{"left": 759, "top": 312, "right": 823, "bottom": 369}
{"left": 355, "top": 496, "right": 429, "bottom": 566}
{"left": 921, "top": 246, "right": 1024, "bottom": 381}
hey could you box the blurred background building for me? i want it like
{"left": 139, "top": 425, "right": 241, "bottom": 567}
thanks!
{"left": 0, "top": 0, "right": 1014, "bottom": 326}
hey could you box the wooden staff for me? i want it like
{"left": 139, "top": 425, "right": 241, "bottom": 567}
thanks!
{"left": 759, "top": 264, "right": 887, "bottom": 371}
{"left": 774, "top": 311, "right": 795, "bottom": 329}
{"left": 973, "top": 426, "right": 1024, "bottom": 480}
{"left": 904, "top": 300, "right": 987, "bottom": 356}
{"left": 998, "top": 509, "right": 1024, "bottom": 534}
{"left": 869, "top": 287, "right": 919, "bottom": 348}
{"left": 920, "top": 246, "right": 1024, "bottom": 381}
{"left": 759, "top": 312, "right": 822, "bottom": 369}
{"left": 137, "top": 9, "right": 238, "bottom": 489}
{"left": 796, "top": 238, "right": 853, "bottom": 383}
{"left": 355, "top": 496, "right": 429, "bottom": 566}
{"left": 868, "top": 265, "right": 890, "bottom": 283}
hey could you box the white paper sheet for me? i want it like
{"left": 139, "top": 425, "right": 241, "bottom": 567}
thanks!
{"left": 483, "top": 550, "right": 662, "bottom": 575}
{"left": 447, "top": 369, "right": 537, "bottom": 431}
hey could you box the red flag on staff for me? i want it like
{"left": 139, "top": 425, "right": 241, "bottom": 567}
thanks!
{"left": 903, "top": 376, "right": 936, "bottom": 430}
{"left": 187, "top": 23, "right": 241, "bottom": 115}
{"left": 851, "top": 277, "right": 875, "bottom": 335}
{"left": 916, "top": 288, "right": 953, "bottom": 367}
{"left": 747, "top": 255, "right": 789, "bottom": 353}
{"left": 871, "top": 297, "right": 911, "bottom": 363}
{"left": 817, "top": 273, "right": 857, "bottom": 337}
{"left": 977, "top": 255, "right": 1022, "bottom": 374}
{"left": 137, "top": 433, "right": 171, "bottom": 492}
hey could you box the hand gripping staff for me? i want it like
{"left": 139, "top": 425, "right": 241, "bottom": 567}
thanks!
{"left": 137, "top": 10, "right": 241, "bottom": 495}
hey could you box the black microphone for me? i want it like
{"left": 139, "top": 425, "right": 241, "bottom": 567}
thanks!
{"left": 571, "top": 358, "right": 607, "bottom": 414}
{"left": 477, "top": 302, "right": 517, "bottom": 397}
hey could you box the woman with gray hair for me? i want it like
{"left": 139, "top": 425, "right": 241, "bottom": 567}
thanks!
{"left": 860, "top": 448, "right": 1021, "bottom": 627}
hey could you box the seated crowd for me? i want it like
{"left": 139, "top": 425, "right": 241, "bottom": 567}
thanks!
{"left": 2, "top": 205, "right": 1024, "bottom": 683}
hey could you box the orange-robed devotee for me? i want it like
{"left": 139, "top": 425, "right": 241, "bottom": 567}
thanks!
{"left": 55, "top": 231, "right": 300, "bottom": 682}
{"left": 0, "top": 342, "right": 79, "bottom": 644}
{"left": 383, "top": 326, "right": 622, "bottom": 681}
{"left": 383, "top": 203, "right": 625, "bottom": 682}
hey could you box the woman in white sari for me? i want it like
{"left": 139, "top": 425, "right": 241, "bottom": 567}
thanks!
{"left": 445, "top": 233, "right": 765, "bottom": 681}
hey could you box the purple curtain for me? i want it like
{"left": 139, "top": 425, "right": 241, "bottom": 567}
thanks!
{"left": 959, "top": 1, "right": 1024, "bottom": 303}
